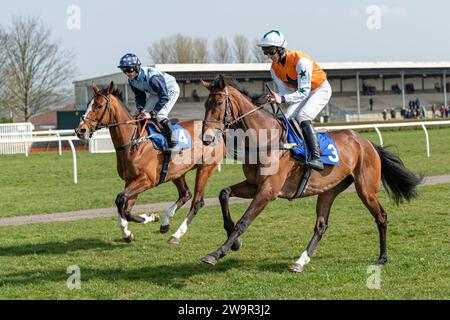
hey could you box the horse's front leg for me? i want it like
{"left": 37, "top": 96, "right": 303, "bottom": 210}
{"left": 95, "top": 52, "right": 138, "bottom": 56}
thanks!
{"left": 201, "top": 180, "right": 278, "bottom": 265}
{"left": 168, "top": 164, "right": 218, "bottom": 244}
{"left": 116, "top": 175, "right": 154, "bottom": 242}
{"left": 219, "top": 180, "right": 257, "bottom": 251}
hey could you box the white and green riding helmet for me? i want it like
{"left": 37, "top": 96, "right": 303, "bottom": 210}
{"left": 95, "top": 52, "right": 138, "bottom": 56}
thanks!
{"left": 257, "top": 30, "right": 287, "bottom": 48}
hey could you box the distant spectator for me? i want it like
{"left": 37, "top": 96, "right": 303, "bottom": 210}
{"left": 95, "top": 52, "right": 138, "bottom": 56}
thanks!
{"left": 431, "top": 104, "right": 436, "bottom": 118}
{"left": 192, "top": 89, "right": 200, "bottom": 102}
{"left": 369, "top": 98, "right": 374, "bottom": 111}
{"left": 415, "top": 98, "right": 421, "bottom": 108}
{"left": 435, "top": 82, "right": 441, "bottom": 92}
{"left": 390, "top": 107, "right": 396, "bottom": 119}
{"left": 439, "top": 105, "right": 445, "bottom": 118}
{"left": 446, "top": 105, "right": 450, "bottom": 118}
{"left": 382, "top": 109, "right": 387, "bottom": 121}
{"left": 400, "top": 106, "right": 406, "bottom": 119}
{"left": 421, "top": 106, "right": 427, "bottom": 119}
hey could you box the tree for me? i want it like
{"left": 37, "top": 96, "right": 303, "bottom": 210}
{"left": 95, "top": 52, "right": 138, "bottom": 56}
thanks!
{"left": 213, "top": 36, "right": 232, "bottom": 63}
{"left": 0, "top": 16, "right": 75, "bottom": 122}
{"left": 193, "top": 38, "right": 209, "bottom": 63}
{"left": 233, "top": 35, "right": 250, "bottom": 63}
{"left": 171, "top": 33, "right": 194, "bottom": 63}
{"left": 148, "top": 38, "right": 173, "bottom": 64}
{"left": 252, "top": 38, "right": 270, "bottom": 63}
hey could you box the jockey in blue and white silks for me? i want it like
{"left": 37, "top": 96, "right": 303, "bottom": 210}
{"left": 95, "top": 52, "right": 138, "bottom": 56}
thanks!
{"left": 118, "top": 53, "right": 181, "bottom": 153}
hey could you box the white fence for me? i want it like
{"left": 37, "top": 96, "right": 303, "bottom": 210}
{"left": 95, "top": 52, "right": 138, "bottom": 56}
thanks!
{"left": 89, "top": 129, "right": 115, "bottom": 153}
{"left": 0, "top": 120, "right": 449, "bottom": 184}
{"left": 0, "top": 123, "right": 34, "bottom": 155}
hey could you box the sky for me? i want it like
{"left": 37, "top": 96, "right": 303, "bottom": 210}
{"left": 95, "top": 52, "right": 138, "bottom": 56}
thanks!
{"left": 1, "top": 0, "right": 449, "bottom": 81}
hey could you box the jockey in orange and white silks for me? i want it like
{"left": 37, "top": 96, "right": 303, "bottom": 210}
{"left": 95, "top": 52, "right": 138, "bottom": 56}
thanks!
{"left": 258, "top": 30, "right": 332, "bottom": 171}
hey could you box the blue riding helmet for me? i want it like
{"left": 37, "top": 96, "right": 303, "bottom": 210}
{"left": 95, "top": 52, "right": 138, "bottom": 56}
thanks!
{"left": 117, "top": 53, "right": 141, "bottom": 68}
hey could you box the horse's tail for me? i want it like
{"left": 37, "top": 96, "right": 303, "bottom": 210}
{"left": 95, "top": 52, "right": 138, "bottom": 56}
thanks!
{"left": 373, "top": 144, "right": 423, "bottom": 205}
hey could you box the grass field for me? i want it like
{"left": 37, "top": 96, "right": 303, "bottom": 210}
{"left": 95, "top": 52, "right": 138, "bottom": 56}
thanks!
{"left": 0, "top": 126, "right": 449, "bottom": 300}
{"left": 0, "top": 127, "right": 450, "bottom": 218}
{"left": 0, "top": 184, "right": 448, "bottom": 299}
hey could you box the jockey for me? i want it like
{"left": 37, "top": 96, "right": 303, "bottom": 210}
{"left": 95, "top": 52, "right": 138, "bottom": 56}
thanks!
{"left": 118, "top": 53, "right": 181, "bottom": 154}
{"left": 258, "top": 30, "right": 332, "bottom": 171}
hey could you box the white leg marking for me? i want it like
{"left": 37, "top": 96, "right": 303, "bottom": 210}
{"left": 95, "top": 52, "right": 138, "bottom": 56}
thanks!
{"left": 118, "top": 216, "right": 131, "bottom": 238}
{"left": 294, "top": 251, "right": 311, "bottom": 267}
{"left": 172, "top": 218, "right": 188, "bottom": 239}
{"left": 139, "top": 213, "right": 158, "bottom": 224}
{"left": 161, "top": 202, "right": 177, "bottom": 227}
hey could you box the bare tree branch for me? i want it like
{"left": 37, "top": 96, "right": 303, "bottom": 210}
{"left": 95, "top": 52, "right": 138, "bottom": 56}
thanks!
{"left": 193, "top": 38, "right": 209, "bottom": 63}
{"left": 233, "top": 35, "right": 251, "bottom": 63}
{"left": 252, "top": 38, "right": 270, "bottom": 63}
{"left": 213, "top": 36, "right": 232, "bottom": 63}
{"left": 0, "top": 16, "right": 75, "bottom": 122}
{"left": 148, "top": 38, "right": 173, "bottom": 64}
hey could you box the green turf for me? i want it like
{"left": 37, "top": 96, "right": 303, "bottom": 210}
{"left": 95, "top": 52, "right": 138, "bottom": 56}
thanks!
{"left": 0, "top": 126, "right": 449, "bottom": 217}
{"left": 0, "top": 184, "right": 448, "bottom": 299}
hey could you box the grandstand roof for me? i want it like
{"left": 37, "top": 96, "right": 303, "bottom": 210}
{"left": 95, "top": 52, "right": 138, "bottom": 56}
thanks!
{"left": 74, "top": 61, "right": 450, "bottom": 83}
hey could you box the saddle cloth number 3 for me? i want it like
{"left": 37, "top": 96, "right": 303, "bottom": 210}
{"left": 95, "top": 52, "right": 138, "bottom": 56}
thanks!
{"left": 327, "top": 144, "right": 339, "bottom": 163}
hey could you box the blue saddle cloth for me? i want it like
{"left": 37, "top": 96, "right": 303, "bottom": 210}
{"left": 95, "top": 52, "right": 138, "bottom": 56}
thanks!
{"left": 283, "top": 118, "right": 340, "bottom": 166}
{"left": 146, "top": 122, "right": 192, "bottom": 151}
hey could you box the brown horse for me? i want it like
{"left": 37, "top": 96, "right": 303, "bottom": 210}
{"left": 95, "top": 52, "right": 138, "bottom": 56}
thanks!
{"left": 200, "top": 75, "right": 422, "bottom": 272}
{"left": 75, "top": 82, "right": 224, "bottom": 243}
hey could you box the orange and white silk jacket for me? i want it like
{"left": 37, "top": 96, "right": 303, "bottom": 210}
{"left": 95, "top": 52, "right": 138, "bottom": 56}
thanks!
{"left": 270, "top": 50, "right": 327, "bottom": 104}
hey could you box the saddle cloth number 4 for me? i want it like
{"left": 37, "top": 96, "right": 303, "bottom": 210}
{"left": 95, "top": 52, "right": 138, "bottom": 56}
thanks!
{"left": 178, "top": 130, "right": 189, "bottom": 145}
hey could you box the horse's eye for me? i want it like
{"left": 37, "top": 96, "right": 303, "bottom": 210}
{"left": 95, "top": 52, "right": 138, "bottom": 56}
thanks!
{"left": 217, "top": 101, "right": 223, "bottom": 107}
{"left": 96, "top": 104, "right": 103, "bottom": 110}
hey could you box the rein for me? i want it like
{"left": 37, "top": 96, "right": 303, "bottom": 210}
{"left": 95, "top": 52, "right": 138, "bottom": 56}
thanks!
{"left": 202, "top": 87, "right": 265, "bottom": 131}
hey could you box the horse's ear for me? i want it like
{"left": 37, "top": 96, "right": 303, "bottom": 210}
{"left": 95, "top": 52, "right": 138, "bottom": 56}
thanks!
{"left": 201, "top": 80, "right": 212, "bottom": 91}
{"left": 107, "top": 81, "right": 114, "bottom": 94}
{"left": 91, "top": 82, "right": 100, "bottom": 94}
{"left": 218, "top": 74, "right": 227, "bottom": 90}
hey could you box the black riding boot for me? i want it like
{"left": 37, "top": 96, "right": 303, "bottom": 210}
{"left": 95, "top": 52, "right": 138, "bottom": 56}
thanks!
{"left": 300, "top": 120, "right": 324, "bottom": 171}
{"left": 160, "top": 119, "right": 181, "bottom": 154}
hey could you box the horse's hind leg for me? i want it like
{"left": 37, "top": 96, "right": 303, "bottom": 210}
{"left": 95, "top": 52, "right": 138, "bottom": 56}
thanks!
{"left": 160, "top": 175, "right": 192, "bottom": 234}
{"left": 354, "top": 174, "right": 388, "bottom": 265}
{"left": 169, "top": 164, "right": 218, "bottom": 244}
{"left": 219, "top": 180, "right": 257, "bottom": 251}
{"left": 290, "top": 176, "right": 354, "bottom": 273}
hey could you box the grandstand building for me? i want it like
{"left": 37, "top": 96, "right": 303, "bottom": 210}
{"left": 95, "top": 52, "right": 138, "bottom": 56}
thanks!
{"left": 73, "top": 62, "right": 450, "bottom": 122}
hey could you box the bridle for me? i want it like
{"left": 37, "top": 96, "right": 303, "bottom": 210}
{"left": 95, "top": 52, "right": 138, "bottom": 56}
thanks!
{"left": 82, "top": 92, "right": 113, "bottom": 134}
{"left": 202, "top": 86, "right": 265, "bottom": 134}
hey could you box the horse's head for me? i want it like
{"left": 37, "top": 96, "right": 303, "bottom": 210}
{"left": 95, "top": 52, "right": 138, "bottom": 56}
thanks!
{"left": 201, "top": 75, "right": 235, "bottom": 146}
{"left": 75, "top": 81, "right": 116, "bottom": 141}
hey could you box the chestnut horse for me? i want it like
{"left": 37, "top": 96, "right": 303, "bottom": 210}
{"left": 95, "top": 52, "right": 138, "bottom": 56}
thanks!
{"left": 76, "top": 82, "right": 224, "bottom": 243}
{"left": 200, "top": 75, "right": 422, "bottom": 272}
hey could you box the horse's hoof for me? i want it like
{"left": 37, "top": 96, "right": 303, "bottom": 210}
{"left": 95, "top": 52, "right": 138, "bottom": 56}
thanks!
{"left": 160, "top": 224, "right": 170, "bottom": 234}
{"left": 231, "top": 239, "right": 242, "bottom": 251}
{"left": 289, "top": 263, "right": 304, "bottom": 273}
{"left": 150, "top": 212, "right": 160, "bottom": 222}
{"left": 168, "top": 236, "right": 180, "bottom": 245}
{"left": 124, "top": 233, "right": 134, "bottom": 243}
{"left": 375, "top": 256, "right": 388, "bottom": 265}
{"left": 201, "top": 255, "right": 218, "bottom": 266}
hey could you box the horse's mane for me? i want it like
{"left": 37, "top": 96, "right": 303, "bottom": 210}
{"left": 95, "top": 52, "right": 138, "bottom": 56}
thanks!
{"left": 99, "top": 86, "right": 131, "bottom": 113}
{"left": 210, "top": 75, "right": 268, "bottom": 107}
